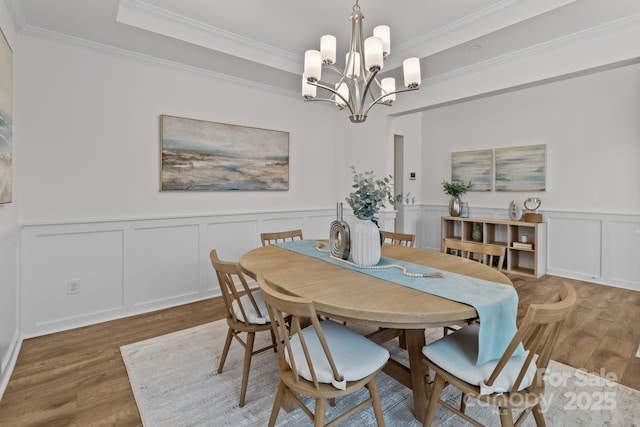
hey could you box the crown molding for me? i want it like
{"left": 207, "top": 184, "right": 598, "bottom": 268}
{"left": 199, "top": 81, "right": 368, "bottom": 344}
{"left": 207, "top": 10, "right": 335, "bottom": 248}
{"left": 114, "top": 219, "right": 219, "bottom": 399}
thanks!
{"left": 424, "top": 12, "right": 640, "bottom": 87}
{"left": 20, "top": 25, "right": 299, "bottom": 99}
{"left": 116, "top": 0, "right": 302, "bottom": 74}
{"left": 4, "top": 0, "right": 26, "bottom": 31}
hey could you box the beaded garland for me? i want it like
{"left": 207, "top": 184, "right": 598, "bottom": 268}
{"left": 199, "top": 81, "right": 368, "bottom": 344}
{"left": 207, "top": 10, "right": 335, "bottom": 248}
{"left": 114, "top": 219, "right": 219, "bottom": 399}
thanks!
{"left": 316, "top": 243, "right": 443, "bottom": 278}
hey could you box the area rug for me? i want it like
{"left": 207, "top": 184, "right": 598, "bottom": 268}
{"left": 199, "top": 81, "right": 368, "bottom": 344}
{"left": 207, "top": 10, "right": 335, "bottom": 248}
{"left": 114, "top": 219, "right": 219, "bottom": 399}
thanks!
{"left": 121, "top": 320, "right": 640, "bottom": 426}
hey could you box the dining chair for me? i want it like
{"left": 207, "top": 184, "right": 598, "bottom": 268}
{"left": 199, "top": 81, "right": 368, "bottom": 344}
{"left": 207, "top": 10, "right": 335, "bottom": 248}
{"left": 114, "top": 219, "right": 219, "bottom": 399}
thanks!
{"left": 380, "top": 230, "right": 415, "bottom": 247}
{"left": 260, "top": 229, "right": 303, "bottom": 246}
{"left": 442, "top": 238, "right": 505, "bottom": 271}
{"left": 422, "top": 282, "right": 577, "bottom": 427}
{"left": 257, "top": 274, "right": 390, "bottom": 427}
{"left": 209, "top": 249, "right": 278, "bottom": 407}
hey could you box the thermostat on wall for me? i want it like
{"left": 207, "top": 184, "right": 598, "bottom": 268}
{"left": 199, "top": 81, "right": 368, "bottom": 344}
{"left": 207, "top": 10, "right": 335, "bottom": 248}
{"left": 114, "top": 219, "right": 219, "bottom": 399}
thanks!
{"left": 409, "top": 172, "right": 416, "bottom": 180}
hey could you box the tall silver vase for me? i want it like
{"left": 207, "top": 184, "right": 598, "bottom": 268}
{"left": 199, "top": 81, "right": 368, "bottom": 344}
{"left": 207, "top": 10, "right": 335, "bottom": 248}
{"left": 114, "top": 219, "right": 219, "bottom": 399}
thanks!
{"left": 449, "top": 196, "right": 461, "bottom": 217}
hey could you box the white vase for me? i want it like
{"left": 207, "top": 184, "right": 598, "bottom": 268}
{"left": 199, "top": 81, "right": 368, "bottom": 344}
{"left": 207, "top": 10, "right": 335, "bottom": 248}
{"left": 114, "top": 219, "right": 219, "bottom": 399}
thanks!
{"left": 351, "top": 218, "right": 381, "bottom": 266}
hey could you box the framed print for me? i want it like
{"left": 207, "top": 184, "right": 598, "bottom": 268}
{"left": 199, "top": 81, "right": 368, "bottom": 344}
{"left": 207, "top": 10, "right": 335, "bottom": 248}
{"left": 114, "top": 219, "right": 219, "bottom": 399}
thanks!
{"left": 451, "top": 149, "right": 492, "bottom": 191}
{"left": 160, "top": 115, "right": 289, "bottom": 191}
{"left": 0, "top": 27, "right": 12, "bottom": 204}
{"left": 495, "top": 144, "right": 546, "bottom": 192}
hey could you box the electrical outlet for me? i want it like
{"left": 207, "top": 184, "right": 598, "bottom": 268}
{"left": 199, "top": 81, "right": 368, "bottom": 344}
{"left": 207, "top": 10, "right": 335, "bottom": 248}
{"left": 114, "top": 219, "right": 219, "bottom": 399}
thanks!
{"left": 67, "top": 279, "right": 80, "bottom": 295}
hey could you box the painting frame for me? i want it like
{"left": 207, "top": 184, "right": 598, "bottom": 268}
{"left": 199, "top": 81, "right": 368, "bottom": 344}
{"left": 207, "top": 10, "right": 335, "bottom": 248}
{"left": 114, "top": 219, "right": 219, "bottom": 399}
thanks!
{"left": 451, "top": 149, "right": 493, "bottom": 191}
{"left": 160, "top": 115, "right": 289, "bottom": 191}
{"left": 0, "top": 26, "right": 13, "bottom": 204}
{"left": 494, "top": 144, "right": 546, "bottom": 192}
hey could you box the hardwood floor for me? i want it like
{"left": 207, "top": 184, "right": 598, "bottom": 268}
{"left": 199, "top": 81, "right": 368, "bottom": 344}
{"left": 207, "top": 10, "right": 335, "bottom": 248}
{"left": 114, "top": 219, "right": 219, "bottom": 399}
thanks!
{"left": 0, "top": 275, "right": 638, "bottom": 426}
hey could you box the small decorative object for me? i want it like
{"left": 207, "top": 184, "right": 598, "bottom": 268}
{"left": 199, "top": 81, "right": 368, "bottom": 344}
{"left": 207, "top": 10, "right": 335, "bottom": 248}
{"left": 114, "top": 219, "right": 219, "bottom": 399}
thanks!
{"left": 441, "top": 180, "right": 472, "bottom": 217}
{"left": 523, "top": 197, "right": 542, "bottom": 223}
{"left": 461, "top": 202, "right": 469, "bottom": 218}
{"left": 472, "top": 223, "right": 483, "bottom": 242}
{"left": 329, "top": 202, "right": 351, "bottom": 260}
{"left": 508, "top": 200, "right": 523, "bottom": 221}
{"left": 345, "top": 167, "right": 396, "bottom": 266}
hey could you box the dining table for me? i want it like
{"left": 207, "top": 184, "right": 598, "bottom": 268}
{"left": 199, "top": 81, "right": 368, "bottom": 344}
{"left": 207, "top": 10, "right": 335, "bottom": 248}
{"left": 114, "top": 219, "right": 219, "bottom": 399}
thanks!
{"left": 239, "top": 240, "right": 514, "bottom": 421}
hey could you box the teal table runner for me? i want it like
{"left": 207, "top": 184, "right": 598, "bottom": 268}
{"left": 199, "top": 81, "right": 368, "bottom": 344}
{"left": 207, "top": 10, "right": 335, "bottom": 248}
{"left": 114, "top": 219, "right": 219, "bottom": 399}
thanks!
{"left": 276, "top": 240, "right": 522, "bottom": 365}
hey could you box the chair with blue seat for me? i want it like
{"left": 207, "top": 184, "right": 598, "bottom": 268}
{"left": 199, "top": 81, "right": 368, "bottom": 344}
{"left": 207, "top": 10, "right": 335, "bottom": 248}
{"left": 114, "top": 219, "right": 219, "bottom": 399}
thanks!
{"left": 422, "top": 282, "right": 577, "bottom": 427}
{"left": 257, "top": 274, "right": 389, "bottom": 427}
{"left": 209, "top": 249, "right": 278, "bottom": 407}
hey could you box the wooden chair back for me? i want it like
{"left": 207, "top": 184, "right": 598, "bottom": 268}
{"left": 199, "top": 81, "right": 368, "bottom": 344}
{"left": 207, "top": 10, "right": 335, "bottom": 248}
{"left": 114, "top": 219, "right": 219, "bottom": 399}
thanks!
{"left": 210, "top": 249, "right": 264, "bottom": 326}
{"left": 380, "top": 230, "right": 415, "bottom": 247}
{"left": 423, "top": 282, "right": 578, "bottom": 426}
{"left": 258, "top": 275, "right": 342, "bottom": 390}
{"left": 260, "top": 229, "right": 303, "bottom": 246}
{"left": 486, "top": 282, "right": 577, "bottom": 393}
{"left": 443, "top": 238, "right": 505, "bottom": 271}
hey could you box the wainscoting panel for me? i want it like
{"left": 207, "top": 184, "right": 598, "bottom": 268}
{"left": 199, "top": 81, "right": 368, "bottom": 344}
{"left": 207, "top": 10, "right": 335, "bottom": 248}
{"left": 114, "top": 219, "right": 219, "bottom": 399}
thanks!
{"left": 19, "top": 209, "right": 338, "bottom": 337}
{"left": 547, "top": 217, "right": 602, "bottom": 279}
{"left": 128, "top": 224, "right": 200, "bottom": 307}
{"left": 21, "top": 228, "right": 125, "bottom": 334}
{"left": 0, "top": 225, "right": 19, "bottom": 399}
{"left": 609, "top": 219, "right": 640, "bottom": 287}
{"left": 205, "top": 219, "right": 259, "bottom": 292}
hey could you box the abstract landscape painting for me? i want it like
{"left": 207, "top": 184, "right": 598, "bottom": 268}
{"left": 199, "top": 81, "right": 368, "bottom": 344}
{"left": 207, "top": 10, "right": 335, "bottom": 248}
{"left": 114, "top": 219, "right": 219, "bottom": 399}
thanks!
{"left": 160, "top": 115, "right": 289, "bottom": 191}
{"left": 0, "top": 28, "right": 12, "bottom": 204}
{"left": 495, "top": 144, "right": 546, "bottom": 192}
{"left": 451, "top": 149, "right": 492, "bottom": 191}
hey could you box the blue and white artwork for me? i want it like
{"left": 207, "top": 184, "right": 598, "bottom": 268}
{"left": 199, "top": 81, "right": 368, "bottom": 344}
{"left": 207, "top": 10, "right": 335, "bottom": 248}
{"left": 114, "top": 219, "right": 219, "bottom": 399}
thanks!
{"left": 0, "top": 28, "right": 12, "bottom": 204}
{"left": 452, "top": 149, "right": 492, "bottom": 191}
{"left": 160, "top": 115, "right": 289, "bottom": 191}
{"left": 495, "top": 144, "right": 546, "bottom": 192}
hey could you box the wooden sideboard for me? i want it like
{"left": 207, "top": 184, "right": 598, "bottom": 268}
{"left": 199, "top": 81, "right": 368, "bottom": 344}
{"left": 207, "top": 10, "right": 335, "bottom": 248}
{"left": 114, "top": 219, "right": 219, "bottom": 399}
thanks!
{"left": 441, "top": 216, "right": 546, "bottom": 278}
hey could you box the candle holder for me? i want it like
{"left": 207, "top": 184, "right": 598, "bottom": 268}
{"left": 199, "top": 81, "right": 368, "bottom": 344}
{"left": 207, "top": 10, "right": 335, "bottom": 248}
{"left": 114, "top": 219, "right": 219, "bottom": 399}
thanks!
{"left": 523, "top": 197, "right": 542, "bottom": 223}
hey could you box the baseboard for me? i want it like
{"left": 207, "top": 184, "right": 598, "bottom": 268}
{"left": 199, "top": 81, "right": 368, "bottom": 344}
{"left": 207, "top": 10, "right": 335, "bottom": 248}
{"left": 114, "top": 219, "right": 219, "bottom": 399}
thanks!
{"left": 0, "top": 335, "right": 22, "bottom": 402}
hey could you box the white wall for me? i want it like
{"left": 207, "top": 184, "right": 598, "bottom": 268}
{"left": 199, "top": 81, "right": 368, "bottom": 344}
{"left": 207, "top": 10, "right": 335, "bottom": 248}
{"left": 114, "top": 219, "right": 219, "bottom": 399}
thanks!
{"left": 0, "top": 3, "right": 19, "bottom": 400}
{"left": 415, "top": 64, "right": 640, "bottom": 290}
{"left": 419, "top": 63, "right": 640, "bottom": 214}
{"left": 15, "top": 35, "right": 351, "bottom": 222}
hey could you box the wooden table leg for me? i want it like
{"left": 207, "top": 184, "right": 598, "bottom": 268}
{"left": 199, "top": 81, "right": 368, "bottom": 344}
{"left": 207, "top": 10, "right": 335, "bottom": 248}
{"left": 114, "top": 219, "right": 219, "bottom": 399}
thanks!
{"left": 404, "top": 328, "right": 428, "bottom": 421}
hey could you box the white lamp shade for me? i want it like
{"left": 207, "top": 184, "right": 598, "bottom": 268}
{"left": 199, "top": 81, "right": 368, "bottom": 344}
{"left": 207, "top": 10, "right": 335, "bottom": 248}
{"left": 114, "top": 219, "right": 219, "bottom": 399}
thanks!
{"left": 304, "top": 50, "right": 322, "bottom": 82}
{"left": 320, "top": 35, "right": 336, "bottom": 65}
{"left": 364, "top": 37, "right": 383, "bottom": 71}
{"left": 381, "top": 77, "right": 396, "bottom": 103}
{"left": 345, "top": 52, "right": 361, "bottom": 78}
{"left": 335, "top": 82, "right": 349, "bottom": 106}
{"left": 403, "top": 57, "right": 421, "bottom": 88}
{"left": 373, "top": 25, "right": 390, "bottom": 57}
{"left": 302, "top": 74, "right": 316, "bottom": 98}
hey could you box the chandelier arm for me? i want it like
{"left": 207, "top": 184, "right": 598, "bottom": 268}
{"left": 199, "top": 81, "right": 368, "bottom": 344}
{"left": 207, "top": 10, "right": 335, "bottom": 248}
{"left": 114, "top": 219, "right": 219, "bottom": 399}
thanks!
{"left": 362, "top": 87, "right": 420, "bottom": 117}
{"left": 307, "top": 81, "right": 355, "bottom": 114}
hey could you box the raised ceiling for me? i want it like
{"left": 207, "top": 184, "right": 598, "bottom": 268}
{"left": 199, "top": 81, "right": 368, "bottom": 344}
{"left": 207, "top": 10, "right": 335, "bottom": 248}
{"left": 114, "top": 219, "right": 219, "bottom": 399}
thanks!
{"left": 8, "top": 0, "right": 640, "bottom": 110}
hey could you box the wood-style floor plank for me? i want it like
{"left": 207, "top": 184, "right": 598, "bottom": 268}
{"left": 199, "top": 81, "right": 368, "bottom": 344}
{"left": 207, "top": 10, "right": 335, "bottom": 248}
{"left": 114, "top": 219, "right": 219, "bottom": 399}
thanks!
{"left": 0, "top": 275, "right": 638, "bottom": 426}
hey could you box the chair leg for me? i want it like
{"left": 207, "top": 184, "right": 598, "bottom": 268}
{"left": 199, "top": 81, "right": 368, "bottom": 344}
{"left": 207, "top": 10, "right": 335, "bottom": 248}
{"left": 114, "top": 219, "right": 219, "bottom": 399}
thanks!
{"left": 423, "top": 374, "right": 446, "bottom": 427}
{"left": 239, "top": 331, "right": 256, "bottom": 407}
{"left": 268, "top": 380, "right": 286, "bottom": 427}
{"left": 499, "top": 407, "right": 515, "bottom": 427}
{"left": 367, "top": 378, "right": 385, "bottom": 426}
{"left": 460, "top": 392, "right": 467, "bottom": 413}
{"left": 532, "top": 403, "right": 547, "bottom": 427}
{"left": 314, "top": 398, "right": 327, "bottom": 427}
{"left": 218, "top": 327, "right": 234, "bottom": 373}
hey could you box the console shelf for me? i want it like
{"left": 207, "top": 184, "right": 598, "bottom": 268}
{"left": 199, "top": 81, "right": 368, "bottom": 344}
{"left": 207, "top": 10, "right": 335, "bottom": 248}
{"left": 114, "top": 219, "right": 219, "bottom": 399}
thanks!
{"left": 441, "top": 216, "right": 546, "bottom": 278}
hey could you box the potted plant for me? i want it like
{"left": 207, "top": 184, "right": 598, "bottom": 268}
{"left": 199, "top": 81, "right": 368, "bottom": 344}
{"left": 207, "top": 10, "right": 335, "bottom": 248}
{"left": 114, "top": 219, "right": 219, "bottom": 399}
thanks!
{"left": 346, "top": 166, "right": 408, "bottom": 266}
{"left": 441, "top": 180, "right": 472, "bottom": 217}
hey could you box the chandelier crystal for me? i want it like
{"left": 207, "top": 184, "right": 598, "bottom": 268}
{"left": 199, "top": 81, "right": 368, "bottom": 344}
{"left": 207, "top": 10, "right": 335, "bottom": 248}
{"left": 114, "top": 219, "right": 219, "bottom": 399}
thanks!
{"left": 302, "top": 0, "right": 421, "bottom": 123}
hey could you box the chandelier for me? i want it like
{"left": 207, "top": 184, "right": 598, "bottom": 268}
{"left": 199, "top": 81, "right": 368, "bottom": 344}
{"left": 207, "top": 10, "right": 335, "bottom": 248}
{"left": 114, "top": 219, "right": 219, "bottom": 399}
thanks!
{"left": 302, "top": 0, "right": 421, "bottom": 123}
